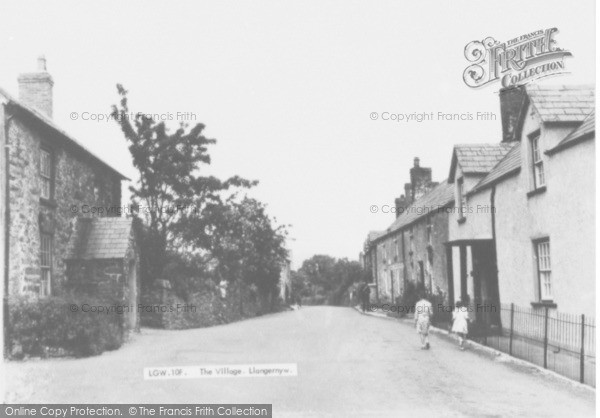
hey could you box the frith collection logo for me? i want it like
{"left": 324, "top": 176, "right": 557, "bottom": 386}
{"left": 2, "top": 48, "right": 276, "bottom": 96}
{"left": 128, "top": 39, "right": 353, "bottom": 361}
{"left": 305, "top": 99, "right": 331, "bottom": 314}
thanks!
{"left": 463, "top": 28, "right": 572, "bottom": 88}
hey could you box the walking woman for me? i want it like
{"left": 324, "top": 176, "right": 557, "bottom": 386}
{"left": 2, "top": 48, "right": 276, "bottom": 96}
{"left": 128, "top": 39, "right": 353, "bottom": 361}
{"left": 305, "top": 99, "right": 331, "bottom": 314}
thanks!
{"left": 452, "top": 300, "right": 470, "bottom": 350}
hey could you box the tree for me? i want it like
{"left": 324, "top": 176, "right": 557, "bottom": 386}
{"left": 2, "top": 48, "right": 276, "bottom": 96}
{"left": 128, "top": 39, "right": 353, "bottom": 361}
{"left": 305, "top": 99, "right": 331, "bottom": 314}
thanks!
{"left": 111, "top": 85, "right": 256, "bottom": 286}
{"left": 294, "top": 255, "right": 367, "bottom": 305}
{"left": 183, "top": 197, "right": 289, "bottom": 313}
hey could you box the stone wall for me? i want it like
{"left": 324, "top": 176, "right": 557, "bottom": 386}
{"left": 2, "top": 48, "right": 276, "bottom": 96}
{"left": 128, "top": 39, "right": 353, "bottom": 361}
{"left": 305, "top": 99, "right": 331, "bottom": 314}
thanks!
{"left": 7, "top": 112, "right": 121, "bottom": 296}
{"left": 142, "top": 280, "right": 264, "bottom": 330}
{"left": 65, "top": 258, "right": 139, "bottom": 332}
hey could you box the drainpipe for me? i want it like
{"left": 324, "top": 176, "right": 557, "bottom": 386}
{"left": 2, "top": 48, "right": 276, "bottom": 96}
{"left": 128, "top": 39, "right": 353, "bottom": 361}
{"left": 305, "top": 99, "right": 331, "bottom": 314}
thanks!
{"left": 491, "top": 186, "right": 497, "bottom": 248}
{"left": 401, "top": 230, "right": 407, "bottom": 297}
{"left": 3, "top": 112, "right": 12, "bottom": 357}
{"left": 490, "top": 185, "right": 501, "bottom": 319}
{"left": 371, "top": 242, "right": 378, "bottom": 303}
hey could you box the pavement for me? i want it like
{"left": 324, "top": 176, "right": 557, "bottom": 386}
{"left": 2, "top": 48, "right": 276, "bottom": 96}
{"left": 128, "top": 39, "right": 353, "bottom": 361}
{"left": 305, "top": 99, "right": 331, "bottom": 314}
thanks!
{"left": 3, "top": 306, "right": 596, "bottom": 417}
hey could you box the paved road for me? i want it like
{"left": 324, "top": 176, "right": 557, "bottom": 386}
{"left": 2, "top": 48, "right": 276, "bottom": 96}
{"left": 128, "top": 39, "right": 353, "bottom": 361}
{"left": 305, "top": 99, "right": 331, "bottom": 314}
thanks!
{"left": 3, "top": 306, "right": 595, "bottom": 417}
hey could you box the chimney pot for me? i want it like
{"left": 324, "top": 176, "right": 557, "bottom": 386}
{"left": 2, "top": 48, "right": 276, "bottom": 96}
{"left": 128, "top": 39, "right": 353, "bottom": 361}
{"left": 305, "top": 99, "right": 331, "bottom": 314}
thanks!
{"left": 37, "top": 55, "right": 47, "bottom": 71}
{"left": 414, "top": 157, "right": 420, "bottom": 167}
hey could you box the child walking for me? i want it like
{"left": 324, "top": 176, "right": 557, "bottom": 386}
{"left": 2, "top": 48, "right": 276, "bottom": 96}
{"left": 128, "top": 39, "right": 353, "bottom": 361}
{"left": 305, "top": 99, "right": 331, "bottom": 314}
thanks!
{"left": 414, "top": 292, "right": 433, "bottom": 350}
{"left": 452, "top": 300, "right": 470, "bottom": 350}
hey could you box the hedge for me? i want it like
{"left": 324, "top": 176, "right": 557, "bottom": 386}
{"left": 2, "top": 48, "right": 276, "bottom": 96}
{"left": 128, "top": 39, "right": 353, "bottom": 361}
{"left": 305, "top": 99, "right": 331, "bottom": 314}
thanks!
{"left": 8, "top": 293, "right": 123, "bottom": 359}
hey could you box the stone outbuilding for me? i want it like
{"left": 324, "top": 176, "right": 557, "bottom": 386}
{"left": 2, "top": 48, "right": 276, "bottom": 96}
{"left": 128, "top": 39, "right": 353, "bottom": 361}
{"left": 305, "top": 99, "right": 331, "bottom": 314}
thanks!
{"left": 65, "top": 217, "right": 140, "bottom": 332}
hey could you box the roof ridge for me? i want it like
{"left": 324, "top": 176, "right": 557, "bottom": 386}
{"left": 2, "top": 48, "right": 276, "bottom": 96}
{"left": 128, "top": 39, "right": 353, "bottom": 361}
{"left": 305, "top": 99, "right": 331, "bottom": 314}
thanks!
{"left": 454, "top": 143, "right": 506, "bottom": 147}
{"left": 526, "top": 84, "right": 595, "bottom": 90}
{"left": 0, "top": 85, "right": 129, "bottom": 181}
{"left": 379, "top": 179, "right": 454, "bottom": 237}
{"left": 469, "top": 142, "right": 520, "bottom": 194}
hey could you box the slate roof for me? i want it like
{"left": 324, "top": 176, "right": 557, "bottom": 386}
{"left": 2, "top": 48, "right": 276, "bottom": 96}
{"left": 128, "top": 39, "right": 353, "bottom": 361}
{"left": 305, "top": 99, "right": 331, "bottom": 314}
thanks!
{"left": 367, "top": 230, "right": 385, "bottom": 241}
{"left": 526, "top": 84, "right": 595, "bottom": 123}
{"left": 470, "top": 143, "right": 521, "bottom": 194}
{"left": 66, "top": 217, "right": 133, "bottom": 260}
{"left": 449, "top": 143, "right": 514, "bottom": 181}
{"left": 547, "top": 110, "right": 595, "bottom": 155}
{"left": 379, "top": 180, "right": 454, "bottom": 238}
{"left": 0, "top": 87, "right": 129, "bottom": 180}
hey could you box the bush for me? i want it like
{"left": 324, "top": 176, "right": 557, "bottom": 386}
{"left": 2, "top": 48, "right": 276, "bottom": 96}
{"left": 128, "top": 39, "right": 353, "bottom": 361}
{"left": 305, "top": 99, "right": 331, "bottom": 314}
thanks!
{"left": 394, "top": 281, "right": 450, "bottom": 325}
{"left": 8, "top": 293, "right": 123, "bottom": 359}
{"left": 399, "top": 281, "right": 423, "bottom": 314}
{"left": 427, "top": 288, "right": 451, "bottom": 328}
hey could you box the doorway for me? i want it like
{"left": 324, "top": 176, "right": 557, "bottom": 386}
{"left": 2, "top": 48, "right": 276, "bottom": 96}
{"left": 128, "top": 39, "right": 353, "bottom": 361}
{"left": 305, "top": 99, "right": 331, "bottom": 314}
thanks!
{"left": 471, "top": 242, "right": 501, "bottom": 333}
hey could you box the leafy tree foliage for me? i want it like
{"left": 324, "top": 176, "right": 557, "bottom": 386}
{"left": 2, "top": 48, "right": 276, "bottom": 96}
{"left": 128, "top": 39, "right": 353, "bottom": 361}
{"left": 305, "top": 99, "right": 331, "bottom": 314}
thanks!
{"left": 293, "top": 255, "right": 367, "bottom": 305}
{"left": 182, "top": 197, "right": 289, "bottom": 312}
{"left": 111, "top": 85, "right": 256, "bottom": 285}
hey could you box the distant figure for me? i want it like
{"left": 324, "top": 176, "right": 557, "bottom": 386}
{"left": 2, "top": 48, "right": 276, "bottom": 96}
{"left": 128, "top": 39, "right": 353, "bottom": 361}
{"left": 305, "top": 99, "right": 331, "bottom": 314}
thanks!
{"left": 414, "top": 292, "right": 433, "bottom": 349}
{"left": 361, "top": 282, "right": 371, "bottom": 312}
{"left": 452, "top": 300, "right": 470, "bottom": 350}
{"left": 295, "top": 294, "right": 302, "bottom": 308}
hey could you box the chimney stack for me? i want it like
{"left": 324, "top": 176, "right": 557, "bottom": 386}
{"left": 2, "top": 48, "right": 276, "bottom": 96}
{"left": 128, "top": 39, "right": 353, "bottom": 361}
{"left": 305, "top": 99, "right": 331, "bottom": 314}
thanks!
{"left": 18, "top": 55, "right": 54, "bottom": 118}
{"left": 410, "top": 156, "right": 434, "bottom": 201}
{"left": 499, "top": 86, "right": 526, "bottom": 143}
{"left": 394, "top": 194, "right": 411, "bottom": 218}
{"left": 394, "top": 157, "right": 438, "bottom": 218}
{"left": 404, "top": 183, "right": 412, "bottom": 203}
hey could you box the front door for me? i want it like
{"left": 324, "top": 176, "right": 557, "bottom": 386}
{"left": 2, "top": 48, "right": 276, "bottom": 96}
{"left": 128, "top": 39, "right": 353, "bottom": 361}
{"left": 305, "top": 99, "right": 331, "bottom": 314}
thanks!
{"left": 471, "top": 242, "right": 501, "bottom": 333}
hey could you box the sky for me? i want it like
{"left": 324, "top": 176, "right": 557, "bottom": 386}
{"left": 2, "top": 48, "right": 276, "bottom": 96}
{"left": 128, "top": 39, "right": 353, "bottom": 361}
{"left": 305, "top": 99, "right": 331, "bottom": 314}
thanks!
{"left": 0, "top": 0, "right": 595, "bottom": 268}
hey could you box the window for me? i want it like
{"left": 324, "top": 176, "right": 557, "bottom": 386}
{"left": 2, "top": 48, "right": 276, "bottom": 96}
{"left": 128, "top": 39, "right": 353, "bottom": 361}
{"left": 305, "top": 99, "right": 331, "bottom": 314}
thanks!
{"left": 426, "top": 223, "right": 433, "bottom": 246}
{"left": 457, "top": 177, "right": 467, "bottom": 219}
{"left": 40, "top": 233, "right": 52, "bottom": 296}
{"left": 393, "top": 239, "right": 399, "bottom": 262}
{"left": 40, "top": 148, "right": 53, "bottom": 200}
{"left": 535, "top": 239, "right": 552, "bottom": 301}
{"left": 409, "top": 230, "right": 414, "bottom": 254}
{"left": 93, "top": 181, "right": 101, "bottom": 202}
{"left": 531, "top": 134, "right": 545, "bottom": 188}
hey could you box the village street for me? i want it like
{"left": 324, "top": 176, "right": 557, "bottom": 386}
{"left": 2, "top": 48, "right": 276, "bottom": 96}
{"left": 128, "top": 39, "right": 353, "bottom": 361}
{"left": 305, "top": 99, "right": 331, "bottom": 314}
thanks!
{"left": 4, "top": 307, "right": 595, "bottom": 417}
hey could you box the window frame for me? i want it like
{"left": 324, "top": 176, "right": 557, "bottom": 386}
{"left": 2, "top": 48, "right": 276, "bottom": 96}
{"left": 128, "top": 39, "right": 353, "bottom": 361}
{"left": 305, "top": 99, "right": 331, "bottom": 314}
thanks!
{"left": 534, "top": 238, "right": 552, "bottom": 302}
{"left": 40, "top": 233, "right": 53, "bottom": 297}
{"left": 530, "top": 131, "right": 545, "bottom": 189}
{"left": 380, "top": 244, "right": 387, "bottom": 265}
{"left": 457, "top": 177, "right": 467, "bottom": 221}
{"left": 39, "top": 147, "right": 55, "bottom": 201}
{"left": 426, "top": 222, "right": 433, "bottom": 246}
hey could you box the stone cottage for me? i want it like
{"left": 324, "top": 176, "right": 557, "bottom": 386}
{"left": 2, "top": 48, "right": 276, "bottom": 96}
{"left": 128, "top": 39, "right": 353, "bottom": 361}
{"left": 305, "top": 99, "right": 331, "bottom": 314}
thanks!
{"left": 0, "top": 57, "right": 139, "bottom": 332}
{"left": 363, "top": 158, "right": 453, "bottom": 304}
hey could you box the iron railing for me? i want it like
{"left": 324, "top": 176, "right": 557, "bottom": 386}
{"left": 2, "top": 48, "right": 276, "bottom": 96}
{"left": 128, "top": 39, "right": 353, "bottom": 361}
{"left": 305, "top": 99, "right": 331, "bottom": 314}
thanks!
{"left": 477, "top": 303, "right": 595, "bottom": 387}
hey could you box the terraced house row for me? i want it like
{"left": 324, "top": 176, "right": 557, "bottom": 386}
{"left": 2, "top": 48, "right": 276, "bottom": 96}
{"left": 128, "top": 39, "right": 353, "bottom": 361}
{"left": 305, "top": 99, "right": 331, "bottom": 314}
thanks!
{"left": 362, "top": 85, "right": 595, "bottom": 334}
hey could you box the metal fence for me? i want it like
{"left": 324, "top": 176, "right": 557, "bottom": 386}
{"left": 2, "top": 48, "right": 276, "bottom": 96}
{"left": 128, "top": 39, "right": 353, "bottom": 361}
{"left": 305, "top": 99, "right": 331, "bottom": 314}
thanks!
{"left": 477, "top": 303, "right": 595, "bottom": 387}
